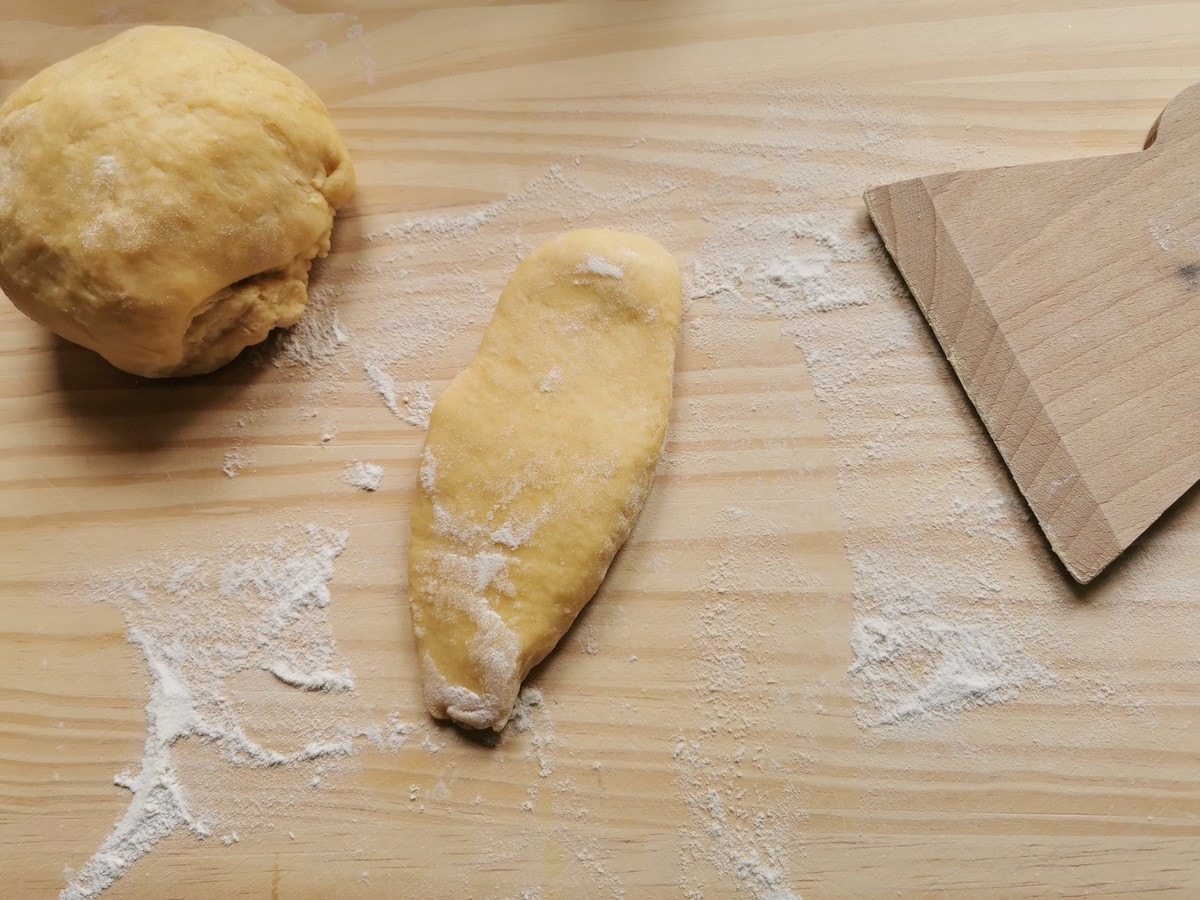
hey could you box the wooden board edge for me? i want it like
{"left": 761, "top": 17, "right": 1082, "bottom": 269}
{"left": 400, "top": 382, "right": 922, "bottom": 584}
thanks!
{"left": 863, "top": 178, "right": 1119, "bottom": 585}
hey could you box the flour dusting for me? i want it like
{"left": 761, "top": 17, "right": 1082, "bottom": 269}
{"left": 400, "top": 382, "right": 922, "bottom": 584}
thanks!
{"left": 581, "top": 254, "right": 624, "bottom": 278}
{"left": 676, "top": 90, "right": 1066, "bottom": 734}
{"left": 539, "top": 368, "right": 562, "bottom": 393}
{"left": 399, "top": 381, "right": 434, "bottom": 428}
{"left": 273, "top": 284, "right": 349, "bottom": 369}
{"left": 62, "top": 527, "right": 355, "bottom": 900}
{"left": 849, "top": 616, "right": 1052, "bottom": 725}
{"left": 221, "top": 450, "right": 251, "bottom": 479}
{"left": 363, "top": 360, "right": 400, "bottom": 415}
{"left": 342, "top": 461, "right": 383, "bottom": 492}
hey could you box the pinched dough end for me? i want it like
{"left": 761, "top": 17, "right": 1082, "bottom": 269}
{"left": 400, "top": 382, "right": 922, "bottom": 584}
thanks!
{"left": 0, "top": 26, "right": 355, "bottom": 377}
{"left": 412, "top": 573, "right": 524, "bottom": 731}
{"left": 420, "top": 652, "right": 520, "bottom": 732}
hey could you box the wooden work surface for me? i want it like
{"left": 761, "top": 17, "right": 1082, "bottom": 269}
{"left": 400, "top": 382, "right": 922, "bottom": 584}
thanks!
{"left": 2, "top": 2, "right": 1199, "bottom": 898}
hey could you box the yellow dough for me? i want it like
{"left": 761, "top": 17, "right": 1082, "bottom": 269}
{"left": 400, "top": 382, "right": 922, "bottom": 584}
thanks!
{"left": 0, "top": 26, "right": 354, "bottom": 377}
{"left": 408, "top": 229, "right": 682, "bottom": 730}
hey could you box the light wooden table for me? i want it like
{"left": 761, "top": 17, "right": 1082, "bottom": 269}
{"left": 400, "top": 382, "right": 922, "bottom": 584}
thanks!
{"left": 3, "top": 2, "right": 1199, "bottom": 898}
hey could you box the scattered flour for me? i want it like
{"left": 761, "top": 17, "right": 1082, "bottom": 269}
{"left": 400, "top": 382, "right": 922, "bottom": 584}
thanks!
{"left": 341, "top": 461, "right": 383, "bottom": 492}
{"left": 363, "top": 360, "right": 399, "bottom": 415}
{"left": 221, "top": 450, "right": 251, "bottom": 479}
{"left": 264, "top": 662, "right": 356, "bottom": 692}
{"left": 676, "top": 90, "right": 1068, "bottom": 735}
{"left": 62, "top": 527, "right": 359, "bottom": 900}
{"left": 399, "top": 381, "right": 434, "bottom": 428}
{"left": 272, "top": 284, "right": 349, "bottom": 369}
{"left": 360, "top": 361, "right": 434, "bottom": 427}
{"left": 580, "top": 254, "right": 624, "bottom": 278}
{"left": 848, "top": 616, "right": 1052, "bottom": 725}
{"left": 539, "top": 367, "right": 562, "bottom": 393}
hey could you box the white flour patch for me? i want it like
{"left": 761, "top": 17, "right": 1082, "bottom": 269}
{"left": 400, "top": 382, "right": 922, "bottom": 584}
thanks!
{"left": 273, "top": 284, "right": 348, "bottom": 369}
{"left": 342, "top": 461, "right": 383, "bottom": 492}
{"left": 62, "top": 527, "right": 355, "bottom": 900}
{"left": 221, "top": 450, "right": 251, "bottom": 479}
{"left": 672, "top": 637, "right": 803, "bottom": 898}
{"left": 502, "top": 687, "right": 627, "bottom": 897}
{"left": 264, "top": 662, "right": 356, "bottom": 692}
{"left": 361, "top": 363, "right": 434, "bottom": 427}
{"left": 581, "top": 254, "right": 624, "bottom": 278}
{"left": 399, "top": 381, "right": 434, "bottom": 429}
{"left": 539, "top": 368, "right": 562, "bottom": 393}
{"left": 61, "top": 527, "right": 428, "bottom": 900}
{"left": 849, "top": 616, "right": 1053, "bottom": 726}
{"left": 363, "top": 359, "right": 399, "bottom": 415}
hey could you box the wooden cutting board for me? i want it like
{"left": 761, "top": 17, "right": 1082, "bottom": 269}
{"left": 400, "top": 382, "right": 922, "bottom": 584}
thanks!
{"left": 865, "top": 83, "right": 1200, "bottom": 584}
{"left": 3, "top": 3, "right": 1200, "bottom": 899}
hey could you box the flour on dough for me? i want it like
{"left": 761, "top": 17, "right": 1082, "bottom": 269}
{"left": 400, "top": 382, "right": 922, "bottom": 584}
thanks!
{"left": 0, "top": 26, "right": 354, "bottom": 377}
{"left": 408, "top": 229, "right": 682, "bottom": 730}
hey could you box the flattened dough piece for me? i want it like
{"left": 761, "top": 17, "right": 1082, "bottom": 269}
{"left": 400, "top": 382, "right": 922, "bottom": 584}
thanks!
{"left": 408, "top": 229, "right": 682, "bottom": 730}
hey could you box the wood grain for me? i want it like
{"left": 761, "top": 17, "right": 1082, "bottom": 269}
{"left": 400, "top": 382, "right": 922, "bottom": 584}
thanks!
{"left": 1, "top": 2, "right": 1199, "bottom": 899}
{"left": 866, "top": 81, "right": 1200, "bottom": 584}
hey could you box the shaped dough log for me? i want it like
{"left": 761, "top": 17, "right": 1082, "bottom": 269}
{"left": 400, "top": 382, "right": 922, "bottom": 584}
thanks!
{"left": 408, "top": 229, "right": 681, "bottom": 730}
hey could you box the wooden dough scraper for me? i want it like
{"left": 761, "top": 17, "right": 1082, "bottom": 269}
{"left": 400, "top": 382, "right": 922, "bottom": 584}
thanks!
{"left": 864, "top": 83, "right": 1200, "bottom": 584}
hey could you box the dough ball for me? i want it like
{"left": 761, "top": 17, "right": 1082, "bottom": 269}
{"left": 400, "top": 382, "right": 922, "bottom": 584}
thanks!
{"left": 0, "top": 25, "right": 355, "bottom": 377}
